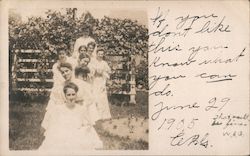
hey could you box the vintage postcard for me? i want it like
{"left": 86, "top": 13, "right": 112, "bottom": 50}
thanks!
{"left": 0, "top": 0, "right": 249, "bottom": 155}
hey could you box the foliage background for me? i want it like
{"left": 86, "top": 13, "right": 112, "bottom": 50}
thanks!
{"left": 9, "top": 8, "right": 149, "bottom": 150}
{"left": 9, "top": 9, "right": 148, "bottom": 92}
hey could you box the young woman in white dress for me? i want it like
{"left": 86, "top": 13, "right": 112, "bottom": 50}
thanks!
{"left": 75, "top": 54, "right": 101, "bottom": 125}
{"left": 90, "top": 48, "right": 112, "bottom": 120}
{"left": 39, "top": 82, "right": 103, "bottom": 150}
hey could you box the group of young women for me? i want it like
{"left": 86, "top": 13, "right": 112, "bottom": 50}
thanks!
{"left": 39, "top": 32, "right": 112, "bottom": 150}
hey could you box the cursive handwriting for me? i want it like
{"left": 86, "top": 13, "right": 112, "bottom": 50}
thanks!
{"left": 151, "top": 101, "right": 200, "bottom": 120}
{"left": 196, "top": 72, "right": 237, "bottom": 83}
{"left": 211, "top": 113, "right": 249, "bottom": 129}
{"left": 149, "top": 84, "right": 173, "bottom": 97}
{"left": 198, "top": 48, "right": 245, "bottom": 65}
{"left": 149, "top": 74, "right": 186, "bottom": 90}
{"left": 223, "top": 130, "right": 244, "bottom": 138}
{"left": 149, "top": 55, "right": 196, "bottom": 68}
{"left": 170, "top": 131, "right": 210, "bottom": 148}
{"left": 176, "top": 13, "right": 218, "bottom": 29}
{"left": 189, "top": 45, "right": 228, "bottom": 53}
{"left": 149, "top": 37, "right": 182, "bottom": 53}
{"left": 205, "top": 97, "right": 230, "bottom": 112}
{"left": 195, "top": 16, "right": 230, "bottom": 33}
{"left": 150, "top": 7, "right": 169, "bottom": 28}
{"left": 149, "top": 6, "right": 248, "bottom": 150}
{"left": 158, "top": 118, "right": 199, "bottom": 131}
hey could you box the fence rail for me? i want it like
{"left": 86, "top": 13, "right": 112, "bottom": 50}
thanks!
{"left": 11, "top": 49, "right": 138, "bottom": 104}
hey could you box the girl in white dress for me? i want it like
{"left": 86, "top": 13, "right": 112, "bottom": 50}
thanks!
{"left": 91, "top": 48, "right": 112, "bottom": 120}
{"left": 75, "top": 55, "right": 101, "bottom": 125}
{"left": 39, "top": 82, "right": 103, "bottom": 150}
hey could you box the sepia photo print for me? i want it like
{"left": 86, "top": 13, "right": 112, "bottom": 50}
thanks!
{"left": 9, "top": 7, "right": 149, "bottom": 151}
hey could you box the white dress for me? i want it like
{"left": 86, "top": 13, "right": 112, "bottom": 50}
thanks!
{"left": 40, "top": 77, "right": 103, "bottom": 150}
{"left": 89, "top": 59, "right": 112, "bottom": 120}
{"left": 40, "top": 102, "right": 103, "bottom": 150}
{"left": 75, "top": 76, "right": 101, "bottom": 125}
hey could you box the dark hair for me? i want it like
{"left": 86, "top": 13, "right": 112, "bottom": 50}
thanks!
{"left": 96, "top": 48, "right": 105, "bottom": 53}
{"left": 57, "top": 47, "right": 67, "bottom": 54}
{"left": 75, "top": 66, "right": 90, "bottom": 77}
{"left": 58, "top": 62, "right": 73, "bottom": 71}
{"left": 78, "top": 53, "right": 90, "bottom": 61}
{"left": 78, "top": 45, "right": 87, "bottom": 52}
{"left": 87, "top": 41, "right": 96, "bottom": 48}
{"left": 63, "top": 82, "right": 78, "bottom": 94}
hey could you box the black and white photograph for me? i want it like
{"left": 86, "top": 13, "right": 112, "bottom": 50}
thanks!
{"left": 9, "top": 7, "right": 149, "bottom": 151}
{"left": 2, "top": 0, "right": 249, "bottom": 155}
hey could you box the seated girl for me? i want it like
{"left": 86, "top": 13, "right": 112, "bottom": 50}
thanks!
{"left": 39, "top": 82, "right": 103, "bottom": 150}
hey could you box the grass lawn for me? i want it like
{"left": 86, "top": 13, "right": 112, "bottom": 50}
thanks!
{"left": 9, "top": 91, "right": 148, "bottom": 150}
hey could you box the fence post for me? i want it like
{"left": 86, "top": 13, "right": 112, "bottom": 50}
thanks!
{"left": 129, "top": 55, "right": 136, "bottom": 104}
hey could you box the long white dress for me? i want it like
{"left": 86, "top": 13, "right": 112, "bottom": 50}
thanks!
{"left": 89, "top": 59, "right": 112, "bottom": 120}
{"left": 75, "top": 73, "right": 101, "bottom": 125}
{"left": 39, "top": 102, "right": 103, "bottom": 150}
{"left": 40, "top": 77, "right": 103, "bottom": 150}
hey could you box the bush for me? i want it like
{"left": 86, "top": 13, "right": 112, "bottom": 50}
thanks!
{"left": 9, "top": 8, "right": 148, "bottom": 94}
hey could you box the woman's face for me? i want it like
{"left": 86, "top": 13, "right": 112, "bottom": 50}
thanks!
{"left": 79, "top": 46, "right": 87, "bottom": 54}
{"left": 97, "top": 50, "right": 104, "bottom": 60}
{"left": 79, "top": 58, "right": 90, "bottom": 66}
{"left": 60, "top": 67, "right": 72, "bottom": 81}
{"left": 87, "top": 45, "right": 95, "bottom": 55}
{"left": 58, "top": 51, "right": 67, "bottom": 61}
{"left": 65, "top": 88, "right": 77, "bottom": 102}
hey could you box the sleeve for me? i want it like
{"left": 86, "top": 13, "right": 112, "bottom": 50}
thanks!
{"left": 87, "top": 60, "right": 96, "bottom": 81}
{"left": 49, "top": 85, "right": 65, "bottom": 106}
{"left": 67, "top": 57, "right": 78, "bottom": 79}
{"left": 42, "top": 86, "right": 64, "bottom": 130}
{"left": 52, "top": 63, "right": 64, "bottom": 86}
{"left": 103, "top": 61, "right": 111, "bottom": 80}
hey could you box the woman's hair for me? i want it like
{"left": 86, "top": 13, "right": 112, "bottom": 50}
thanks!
{"left": 78, "top": 53, "right": 90, "bottom": 61}
{"left": 78, "top": 45, "right": 87, "bottom": 52}
{"left": 56, "top": 47, "right": 68, "bottom": 59}
{"left": 63, "top": 82, "right": 79, "bottom": 94}
{"left": 96, "top": 48, "right": 105, "bottom": 54}
{"left": 75, "top": 66, "right": 90, "bottom": 77}
{"left": 58, "top": 62, "right": 73, "bottom": 71}
{"left": 57, "top": 49, "right": 66, "bottom": 54}
{"left": 87, "top": 41, "right": 96, "bottom": 48}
